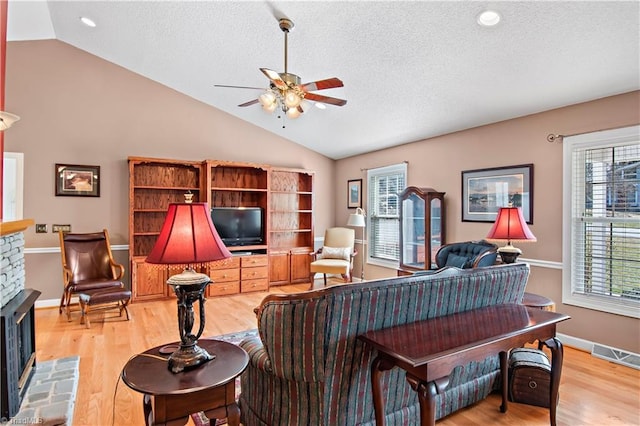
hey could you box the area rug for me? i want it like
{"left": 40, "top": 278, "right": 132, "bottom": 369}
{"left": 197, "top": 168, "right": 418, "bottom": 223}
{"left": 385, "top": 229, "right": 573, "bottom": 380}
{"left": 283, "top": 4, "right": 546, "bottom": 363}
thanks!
{"left": 191, "top": 329, "right": 258, "bottom": 426}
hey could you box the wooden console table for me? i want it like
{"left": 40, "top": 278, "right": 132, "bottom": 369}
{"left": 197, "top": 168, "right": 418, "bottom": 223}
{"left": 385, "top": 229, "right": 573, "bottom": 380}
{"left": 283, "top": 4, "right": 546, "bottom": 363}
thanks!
{"left": 358, "top": 304, "right": 570, "bottom": 426}
{"left": 121, "top": 339, "right": 248, "bottom": 426}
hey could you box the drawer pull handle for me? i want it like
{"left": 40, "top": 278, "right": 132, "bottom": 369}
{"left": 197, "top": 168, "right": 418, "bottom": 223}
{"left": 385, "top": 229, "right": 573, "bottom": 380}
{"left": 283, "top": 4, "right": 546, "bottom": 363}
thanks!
{"left": 528, "top": 381, "right": 538, "bottom": 389}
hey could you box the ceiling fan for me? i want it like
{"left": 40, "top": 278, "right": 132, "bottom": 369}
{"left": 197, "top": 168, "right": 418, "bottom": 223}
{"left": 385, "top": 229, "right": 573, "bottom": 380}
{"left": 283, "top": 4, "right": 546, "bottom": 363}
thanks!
{"left": 215, "top": 18, "right": 347, "bottom": 121}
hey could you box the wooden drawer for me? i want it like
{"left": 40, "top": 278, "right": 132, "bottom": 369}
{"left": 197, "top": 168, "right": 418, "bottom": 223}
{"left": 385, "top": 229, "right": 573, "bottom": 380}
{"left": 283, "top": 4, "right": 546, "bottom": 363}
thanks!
{"left": 208, "top": 281, "right": 240, "bottom": 297}
{"left": 209, "top": 268, "right": 240, "bottom": 283}
{"left": 241, "top": 255, "right": 268, "bottom": 268}
{"left": 241, "top": 278, "right": 269, "bottom": 293}
{"left": 210, "top": 256, "right": 240, "bottom": 270}
{"left": 241, "top": 266, "right": 269, "bottom": 281}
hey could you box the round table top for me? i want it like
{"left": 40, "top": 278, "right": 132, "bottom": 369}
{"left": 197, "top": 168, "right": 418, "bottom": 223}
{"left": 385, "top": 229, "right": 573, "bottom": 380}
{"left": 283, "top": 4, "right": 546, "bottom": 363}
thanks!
{"left": 121, "top": 339, "right": 248, "bottom": 396}
{"left": 522, "top": 292, "right": 555, "bottom": 309}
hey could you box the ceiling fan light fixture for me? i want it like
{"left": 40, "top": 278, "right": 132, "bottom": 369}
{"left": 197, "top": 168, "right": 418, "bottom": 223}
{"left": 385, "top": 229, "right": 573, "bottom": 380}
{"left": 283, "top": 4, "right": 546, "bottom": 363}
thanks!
{"left": 284, "top": 90, "right": 302, "bottom": 108}
{"left": 259, "top": 90, "right": 277, "bottom": 107}
{"left": 286, "top": 107, "right": 301, "bottom": 119}
{"left": 262, "top": 101, "right": 278, "bottom": 113}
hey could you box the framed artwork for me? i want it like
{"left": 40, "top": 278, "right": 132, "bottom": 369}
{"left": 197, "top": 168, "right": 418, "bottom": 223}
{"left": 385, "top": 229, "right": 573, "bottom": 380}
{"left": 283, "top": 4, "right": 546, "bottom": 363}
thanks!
{"left": 461, "top": 164, "right": 533, "bottom": 223}
{"left": 55, "top": 164, "right": 101, "bottom": 197}
{"left": 347, "top": 179, "right": 362, "bottom": 208}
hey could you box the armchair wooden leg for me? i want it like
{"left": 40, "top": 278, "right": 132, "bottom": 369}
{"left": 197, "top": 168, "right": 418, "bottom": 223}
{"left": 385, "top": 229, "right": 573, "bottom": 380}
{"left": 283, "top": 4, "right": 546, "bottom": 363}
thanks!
{"left": 59, "top": 293, "right": 66, "bottom": 314}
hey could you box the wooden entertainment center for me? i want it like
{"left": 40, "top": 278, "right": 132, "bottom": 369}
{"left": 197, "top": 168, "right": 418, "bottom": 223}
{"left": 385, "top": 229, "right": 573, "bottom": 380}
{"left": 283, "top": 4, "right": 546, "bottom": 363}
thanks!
{"left": 128, "top": 157, "right": 314, "bottom": 301}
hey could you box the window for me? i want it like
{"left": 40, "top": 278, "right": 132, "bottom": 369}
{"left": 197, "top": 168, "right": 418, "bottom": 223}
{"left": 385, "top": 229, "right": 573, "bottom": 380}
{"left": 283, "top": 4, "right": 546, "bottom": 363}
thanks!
{"left": 2, "top": 152, "right": 24, "bottom": 221}
{"left": 563, "top": 125, "right": 640, "bottom": 318}
{"left": 367, "top": 163, "right": 407, "bottom": 267}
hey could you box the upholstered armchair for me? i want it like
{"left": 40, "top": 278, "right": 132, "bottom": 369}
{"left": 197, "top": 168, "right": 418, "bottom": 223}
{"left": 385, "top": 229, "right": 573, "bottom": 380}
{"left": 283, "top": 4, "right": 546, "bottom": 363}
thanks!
{"left": 58, "top": 229, "right": 125, "bottom": 320}
{"left": 435, "top": 240, "right": 498, "bottom": 269}
{"left": 309, "top": 227, "right": 356, "bottom": 288}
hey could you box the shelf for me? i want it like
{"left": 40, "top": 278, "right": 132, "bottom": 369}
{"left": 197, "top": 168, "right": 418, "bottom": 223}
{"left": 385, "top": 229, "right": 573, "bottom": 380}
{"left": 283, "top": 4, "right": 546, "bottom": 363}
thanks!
{"left": 270, "top": 229, "right": 312, "bottom": 233}
{"left": 271, "top": 191, "right": 313, "bottom": 195}
{"left": 134, "top": 186, "right": 200, "bottom": 191}
{"left": 211, "top": 187, "right": 268, "bottom": 192}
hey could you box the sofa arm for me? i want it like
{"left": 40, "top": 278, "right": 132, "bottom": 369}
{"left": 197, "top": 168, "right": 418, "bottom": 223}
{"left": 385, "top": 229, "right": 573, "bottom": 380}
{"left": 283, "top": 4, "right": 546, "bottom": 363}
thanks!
{"left": 239, "top": 336, "right": 273, "bottom": 374}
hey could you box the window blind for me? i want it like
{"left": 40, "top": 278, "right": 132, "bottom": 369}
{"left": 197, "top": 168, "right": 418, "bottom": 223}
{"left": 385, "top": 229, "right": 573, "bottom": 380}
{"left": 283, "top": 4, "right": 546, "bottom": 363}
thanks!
{"left": 367, "top": 163, "right": 407, "bottom": 265}
{"left": 563, "top": 126, "right": 640, "bottom": 318}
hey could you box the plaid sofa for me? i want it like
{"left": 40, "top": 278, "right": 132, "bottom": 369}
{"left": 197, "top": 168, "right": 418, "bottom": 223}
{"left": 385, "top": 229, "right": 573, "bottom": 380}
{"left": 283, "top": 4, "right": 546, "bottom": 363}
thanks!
{"left": 239, "top": 263, "right": 530, "bottom": 425}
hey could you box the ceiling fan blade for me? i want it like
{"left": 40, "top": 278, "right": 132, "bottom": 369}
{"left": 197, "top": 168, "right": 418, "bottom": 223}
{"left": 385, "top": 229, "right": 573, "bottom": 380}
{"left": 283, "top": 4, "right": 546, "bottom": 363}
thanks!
{"left": 215, "top": 84, "right": 265, "bottom": 90}
{"left": 260, "top": 68, "right": 288, "bottom": 90}
{"left": 238, "top": 99, "right": 260, "bottom": 107}
{"left": 304, "top": 92, "right": 347, "bottom": 107}
{"left": 300, "top": 78, "right": 344, "bottom": 92}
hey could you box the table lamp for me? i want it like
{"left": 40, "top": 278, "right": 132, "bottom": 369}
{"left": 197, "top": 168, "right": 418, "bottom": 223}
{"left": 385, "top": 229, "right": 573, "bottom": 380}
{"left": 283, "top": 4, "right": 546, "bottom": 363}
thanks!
{"left": 486, "top": 206, "right": 536, "bottom": 264}
{"left": 347, "top": 207, "right": 366, "bottom": 280}
{"left": 146, "top": 200, "right": 232, "bottom": 373}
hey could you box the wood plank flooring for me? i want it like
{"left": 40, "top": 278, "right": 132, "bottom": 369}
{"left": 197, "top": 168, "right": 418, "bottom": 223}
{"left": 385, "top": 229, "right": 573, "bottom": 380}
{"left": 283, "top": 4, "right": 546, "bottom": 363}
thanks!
{"left": 34, "top": 281, "right": 640, "bottom": 426}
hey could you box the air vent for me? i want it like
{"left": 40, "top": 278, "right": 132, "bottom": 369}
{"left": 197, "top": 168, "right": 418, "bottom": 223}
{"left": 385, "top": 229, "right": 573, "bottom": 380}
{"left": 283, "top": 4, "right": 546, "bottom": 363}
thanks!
{"left": 592, "top": 344, "right": 640, "bottom": 370}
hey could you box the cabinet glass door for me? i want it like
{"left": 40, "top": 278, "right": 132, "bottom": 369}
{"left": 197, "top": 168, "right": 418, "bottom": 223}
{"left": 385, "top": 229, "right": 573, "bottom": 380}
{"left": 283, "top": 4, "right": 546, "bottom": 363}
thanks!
{"left": 401, "top": 192, "right": 426, "bottom": 269}
{"left": 399, "top": 187, "right": 446, "bottom": 272}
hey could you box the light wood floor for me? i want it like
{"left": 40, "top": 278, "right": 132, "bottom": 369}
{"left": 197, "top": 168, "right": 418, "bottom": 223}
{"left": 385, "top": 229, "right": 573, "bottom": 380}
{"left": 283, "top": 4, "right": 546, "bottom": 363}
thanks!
{"left": 35, "top": 280, "right": 640, "bottom": 426}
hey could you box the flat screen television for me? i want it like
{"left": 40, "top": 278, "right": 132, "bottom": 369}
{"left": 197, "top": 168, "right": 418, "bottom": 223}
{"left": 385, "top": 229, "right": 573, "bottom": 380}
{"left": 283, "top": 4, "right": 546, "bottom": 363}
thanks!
{"left": 211, "top": 207, "right": 264, "bottom": 246}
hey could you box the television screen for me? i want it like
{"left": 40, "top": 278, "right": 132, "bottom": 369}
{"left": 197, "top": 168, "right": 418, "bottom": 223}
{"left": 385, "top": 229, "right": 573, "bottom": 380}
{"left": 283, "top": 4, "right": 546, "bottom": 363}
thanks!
{"left": 211, "top": 207, "right": 263, "bottom": 246}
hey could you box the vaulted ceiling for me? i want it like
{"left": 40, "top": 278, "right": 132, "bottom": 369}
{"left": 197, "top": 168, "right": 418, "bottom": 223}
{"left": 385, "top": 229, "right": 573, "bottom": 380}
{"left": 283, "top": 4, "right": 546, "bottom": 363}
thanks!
{"left": 7, "top": 1, "right": 640, "bottom": 159}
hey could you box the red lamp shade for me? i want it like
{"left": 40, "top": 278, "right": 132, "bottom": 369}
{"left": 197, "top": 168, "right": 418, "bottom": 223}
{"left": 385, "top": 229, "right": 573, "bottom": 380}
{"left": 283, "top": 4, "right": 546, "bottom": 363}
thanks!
{"left": 146, "top": 203, "right": 232, "bottom": 265}
{"left": 486, "top": 206, "right": 536, "bottom": 242}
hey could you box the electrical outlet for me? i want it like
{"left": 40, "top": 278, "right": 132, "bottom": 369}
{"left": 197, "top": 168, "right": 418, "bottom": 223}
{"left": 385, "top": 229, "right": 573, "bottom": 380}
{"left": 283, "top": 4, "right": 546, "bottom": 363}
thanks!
{"left": 52, "top": 224, "right": 72, "bottom": 233}
{"left": 35, "top": 224, "right": 47, "bottom": 233}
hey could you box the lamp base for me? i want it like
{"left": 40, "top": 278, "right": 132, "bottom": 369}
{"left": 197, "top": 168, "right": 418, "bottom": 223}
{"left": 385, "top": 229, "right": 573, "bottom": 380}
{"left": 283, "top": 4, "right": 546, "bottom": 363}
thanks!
{"left": 168, "top": 343, "right": 215, "bottom": 374}
{"left": 498, "top": 251, "right": 521, "bottom": 264}
{"left": 497, "top": 243, "right": 522, "bottom": 264}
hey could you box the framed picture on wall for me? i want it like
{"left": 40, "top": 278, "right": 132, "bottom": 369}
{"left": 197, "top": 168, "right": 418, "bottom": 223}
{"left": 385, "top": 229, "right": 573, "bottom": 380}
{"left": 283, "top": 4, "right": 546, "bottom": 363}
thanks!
{"left": 55, "top": 164, "right": 101, "bottom": 197}
{"left": 347, "top": 179, "right": 362, "bottom": 208}
{"left": 461, "top": 164, "right": 533, "bottom": 223}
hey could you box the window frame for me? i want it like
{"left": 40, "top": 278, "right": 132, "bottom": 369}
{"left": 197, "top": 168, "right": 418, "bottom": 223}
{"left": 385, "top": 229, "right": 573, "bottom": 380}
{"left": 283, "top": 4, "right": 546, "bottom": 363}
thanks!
{"left": 562, "top": 125, "right": 640, "bottom": 319}
{"left": 366, "top": 163, "right": 407, "bottom": 269}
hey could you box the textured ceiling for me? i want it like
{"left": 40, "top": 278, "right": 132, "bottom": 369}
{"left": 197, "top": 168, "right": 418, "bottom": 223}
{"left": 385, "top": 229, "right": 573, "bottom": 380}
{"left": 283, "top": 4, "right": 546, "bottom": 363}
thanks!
{"left": 7, "top": 1, "right": 640, "bottom": 159}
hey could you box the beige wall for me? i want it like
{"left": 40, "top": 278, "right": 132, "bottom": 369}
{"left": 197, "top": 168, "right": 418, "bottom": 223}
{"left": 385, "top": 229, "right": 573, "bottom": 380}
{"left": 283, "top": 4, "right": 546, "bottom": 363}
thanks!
{"left": 5, "top": 40, "right": 639, "bottom": 354}
{"left": 3, "top": 40, "right": 334, "bottom": 300}
{"left": 335, "top": 91, "right": 640, "bottom": 353}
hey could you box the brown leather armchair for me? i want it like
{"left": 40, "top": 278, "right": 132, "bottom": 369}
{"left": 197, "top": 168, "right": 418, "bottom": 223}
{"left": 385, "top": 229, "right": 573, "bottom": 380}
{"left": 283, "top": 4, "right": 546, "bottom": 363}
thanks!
{"left": 58, "top": 229, "right": 125, "bottom": 320}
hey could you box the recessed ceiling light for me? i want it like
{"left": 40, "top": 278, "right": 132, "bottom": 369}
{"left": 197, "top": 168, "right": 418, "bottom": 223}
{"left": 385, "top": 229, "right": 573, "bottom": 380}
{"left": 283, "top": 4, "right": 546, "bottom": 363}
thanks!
{"left": 315, "top": 103, "right": 326, "bottom": 110}
{"left": 477, "top": 10, "right": 501, "bottom": 27}
{"left": 80, "top": 17, "right": 96, "bottom": 28}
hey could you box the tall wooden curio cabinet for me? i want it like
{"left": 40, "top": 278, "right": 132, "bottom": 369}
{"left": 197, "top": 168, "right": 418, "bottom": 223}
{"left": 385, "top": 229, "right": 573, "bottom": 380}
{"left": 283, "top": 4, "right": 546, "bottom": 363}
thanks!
{"left": 399, "top": 187, "right": 446, "bottom": 271}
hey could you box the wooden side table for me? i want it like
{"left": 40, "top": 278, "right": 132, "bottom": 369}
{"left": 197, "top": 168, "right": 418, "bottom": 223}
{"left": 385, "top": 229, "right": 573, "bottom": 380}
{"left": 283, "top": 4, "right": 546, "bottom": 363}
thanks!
{"left": 522, "top": 292, "right": 555, "bottom": 312}
{"left": 121, "top": 339, "right": 248, "bottom": 426}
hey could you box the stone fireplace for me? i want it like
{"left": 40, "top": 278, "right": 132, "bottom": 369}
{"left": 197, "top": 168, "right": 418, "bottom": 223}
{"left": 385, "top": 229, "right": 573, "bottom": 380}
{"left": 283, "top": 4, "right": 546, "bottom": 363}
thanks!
{"left": 1, "top": 219, "right": 37, "bottom": 420}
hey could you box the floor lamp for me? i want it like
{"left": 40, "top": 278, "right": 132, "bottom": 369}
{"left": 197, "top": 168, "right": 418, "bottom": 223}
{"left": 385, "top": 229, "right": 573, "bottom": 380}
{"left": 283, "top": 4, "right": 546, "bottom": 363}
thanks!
{"left": 347, "top": 207, "right": 366, "bottom": 281}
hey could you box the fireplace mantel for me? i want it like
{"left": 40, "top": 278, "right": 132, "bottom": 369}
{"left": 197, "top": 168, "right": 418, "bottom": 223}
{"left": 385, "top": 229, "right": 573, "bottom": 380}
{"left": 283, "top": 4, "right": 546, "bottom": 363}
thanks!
{"left": 1, "top": 219, "right": 34, "bottom": 236}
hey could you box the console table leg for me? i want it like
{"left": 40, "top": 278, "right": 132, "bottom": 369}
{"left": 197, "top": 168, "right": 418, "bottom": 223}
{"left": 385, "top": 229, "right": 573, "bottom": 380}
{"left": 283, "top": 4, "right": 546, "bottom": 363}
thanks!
{"left": 499, "top": 350, "right": 509, "bottom": 413}
{"left": 371, "top": 356, "right": 394, "bottom": 426}
{"left": 406, "top": 374, "right": 437, "bottom": 426}
{"left": 543, "top": 337, "right": 564, "bottom": 426}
